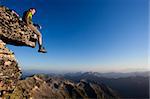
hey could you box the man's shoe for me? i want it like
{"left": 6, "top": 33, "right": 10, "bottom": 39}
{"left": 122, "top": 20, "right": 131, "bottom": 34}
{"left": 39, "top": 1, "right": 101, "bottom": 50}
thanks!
{"left": 38, "top": 47, "right": 47, "bottom": 53}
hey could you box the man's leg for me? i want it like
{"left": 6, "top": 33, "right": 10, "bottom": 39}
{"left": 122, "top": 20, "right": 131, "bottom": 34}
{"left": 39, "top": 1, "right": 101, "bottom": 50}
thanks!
{"left": 28, "top": 24, "right": 47, "bottom": 53}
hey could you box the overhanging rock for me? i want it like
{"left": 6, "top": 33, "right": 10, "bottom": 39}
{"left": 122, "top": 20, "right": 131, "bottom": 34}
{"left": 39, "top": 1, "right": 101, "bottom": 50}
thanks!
{"left": 0, "top": 6, "right": 37, "bottom": 48}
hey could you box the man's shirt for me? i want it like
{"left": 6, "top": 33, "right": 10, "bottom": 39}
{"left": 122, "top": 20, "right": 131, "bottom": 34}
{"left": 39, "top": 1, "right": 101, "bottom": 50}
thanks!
{"left": 23, "top": 11, "right": 33, "bottom": 25}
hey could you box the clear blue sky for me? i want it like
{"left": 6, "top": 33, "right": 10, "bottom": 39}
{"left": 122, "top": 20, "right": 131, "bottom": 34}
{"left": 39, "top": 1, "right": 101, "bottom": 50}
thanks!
{"left": 0, "top": 0, "right": 148, "bottom": 72}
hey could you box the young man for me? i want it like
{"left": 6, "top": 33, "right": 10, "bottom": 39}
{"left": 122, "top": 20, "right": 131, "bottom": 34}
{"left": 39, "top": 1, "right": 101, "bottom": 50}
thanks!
{"left": 23, "top": 8, "right": 47, "bottom": 53}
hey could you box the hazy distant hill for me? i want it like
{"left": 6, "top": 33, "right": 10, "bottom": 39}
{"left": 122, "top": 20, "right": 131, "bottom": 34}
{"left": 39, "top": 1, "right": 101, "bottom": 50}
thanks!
{"left": 63, "top": 72, "right": 149, "bottom": 98}
{"left": 63, "top": 71, "right": 149, "bottom": 78}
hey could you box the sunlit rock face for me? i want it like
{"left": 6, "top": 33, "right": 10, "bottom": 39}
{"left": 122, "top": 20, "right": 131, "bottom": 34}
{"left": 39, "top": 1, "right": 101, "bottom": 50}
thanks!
{"left": 0, "top": 40, "right": 21, "bottom": 92}
{"left": 0, "top": 6, "right": 37, "bottom": 48}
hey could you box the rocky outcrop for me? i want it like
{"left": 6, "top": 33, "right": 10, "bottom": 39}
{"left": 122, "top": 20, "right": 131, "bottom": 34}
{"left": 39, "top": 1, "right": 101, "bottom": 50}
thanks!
{"left": 0, "top": 6, "right": 37, "bottom": 48}
{"left": 0, "top": 6, "right": 120, "bottom": 99}
{"left": 0, "top": 40, "right": 21, "bottom": 94}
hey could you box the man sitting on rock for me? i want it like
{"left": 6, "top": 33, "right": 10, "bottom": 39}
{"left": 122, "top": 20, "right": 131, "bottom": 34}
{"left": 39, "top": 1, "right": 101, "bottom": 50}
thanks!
{"left": 22, "top": 8, "right": 47, "bottom": 53}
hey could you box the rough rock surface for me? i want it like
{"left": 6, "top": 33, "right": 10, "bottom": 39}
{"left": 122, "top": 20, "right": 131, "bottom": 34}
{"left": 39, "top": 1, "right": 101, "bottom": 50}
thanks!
{"left": 0, "top": 40, "right": 21, "bottom": 94}
{"left": 0, "top": 6, "right": 120, "bottom": 99}
{"left": 0, "top": 6, "right": 37, "bottom": 48}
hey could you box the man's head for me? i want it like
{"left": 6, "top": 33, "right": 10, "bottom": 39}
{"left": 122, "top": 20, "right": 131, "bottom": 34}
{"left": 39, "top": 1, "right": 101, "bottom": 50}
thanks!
{"left": 29, "top": 8, "right": 36, "bottom": 15}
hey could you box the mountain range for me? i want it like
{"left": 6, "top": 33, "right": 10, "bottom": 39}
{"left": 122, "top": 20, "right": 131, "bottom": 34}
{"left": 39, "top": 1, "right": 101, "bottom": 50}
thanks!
{"left": 22, "top": 70, "right": 149, "bottom": 98}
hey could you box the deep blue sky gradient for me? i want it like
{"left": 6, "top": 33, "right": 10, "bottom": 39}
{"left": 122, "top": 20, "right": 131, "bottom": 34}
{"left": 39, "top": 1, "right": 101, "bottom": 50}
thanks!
{"left": 0, "top": 0, "right": 148, "bottom": 72}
